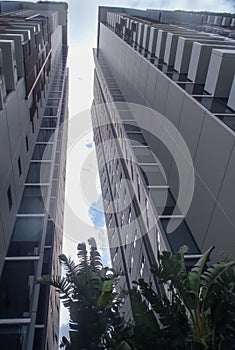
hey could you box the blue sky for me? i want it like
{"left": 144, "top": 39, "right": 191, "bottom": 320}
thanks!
{"left": 85, "top": 140, "right": 93, "bottom": 149}
{"left": 89, "top": 195, "right": 106, "bottom": 228}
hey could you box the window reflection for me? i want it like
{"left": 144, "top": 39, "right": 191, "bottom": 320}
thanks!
{"left": 18, "top": 186, "right": 47, "bottom": 214}
{"left": 0, "top": 260, "right": 37, "bottom": 318}
{"left": 7, "top": 217, "right": 43, "bottom": 256}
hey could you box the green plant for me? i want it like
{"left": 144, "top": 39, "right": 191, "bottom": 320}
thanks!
{"left": 37, "top": 238, "right": 131, "bottom": 350}
{"left": 132, "top": 246, "right": 235, "bottom": 349}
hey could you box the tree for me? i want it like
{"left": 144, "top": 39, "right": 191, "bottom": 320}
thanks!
{"left": 37, "top": 238, "right": 132, "bottom": 350}
{"left": 38, "top": 241, "right": 235, "bottom": 349}
{"left": 132, "top": 246, "right": 235, "bottom": 350}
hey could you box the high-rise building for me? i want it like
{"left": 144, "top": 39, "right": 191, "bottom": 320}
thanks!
{"left": 0, "top": 1, "right": 68, "bottom": 349}
{"left": 92, "top": 7, "right": 235, "bottom": 306}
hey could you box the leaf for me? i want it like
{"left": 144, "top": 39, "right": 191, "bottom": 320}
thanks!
{"left": 129, "top": 288, "right": 158, "bottom": 333}
{"left": 118, "top": 340, "right": 132, "bottom": 350}
{"left": 59, "top": 254, "right": 80, "bottom": 285}
{"left": 97, "top": 279, "right": 115, "bottom": 306}
{"left": 152, "top": 247, "right": 193, "bottom": 310}
{"left": 77, "top": 242, "right": 89, "bottom": 272}
{"left": 188, "top": 246, "right": 214, "bottom": 298}
{"left": 201, "top": 260, "right": 235, "bottom": 301}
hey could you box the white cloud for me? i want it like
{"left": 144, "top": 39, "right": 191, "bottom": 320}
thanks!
{"left": 122, "top": 0, "right": 234, "bottom": 11}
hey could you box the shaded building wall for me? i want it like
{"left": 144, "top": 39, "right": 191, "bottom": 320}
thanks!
{"left": 92, "top": 6, "right": 235, "bottom": 305}
{"left": 0, "top": 2, "right": 68, "bottom": 349}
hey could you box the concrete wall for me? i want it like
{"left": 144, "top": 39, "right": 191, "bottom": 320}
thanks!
{"left": 98, "top": 23, "right": 235, "bottom": 260}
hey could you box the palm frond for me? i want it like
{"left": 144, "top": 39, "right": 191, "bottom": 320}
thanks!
{"left": 59, "top": 254, "right": 80, "bottom": 284}
{"left": 37, "top": 275, "right": 73, "bottom": 308}
{"left": 77, "top": 242, "right": 89, "bottom": 272}
{"left": 201, "top": 260, "right": 235, "bottom": 300}
{"left": 87, "top": 238, "right": 103, "bottom": 271}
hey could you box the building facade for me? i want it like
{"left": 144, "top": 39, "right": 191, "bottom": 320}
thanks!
{"left": 0, "top": 1, "right": 68, "bottom": 349}
{"left": 92, "top": 7, "right": 235, "bottom": 303}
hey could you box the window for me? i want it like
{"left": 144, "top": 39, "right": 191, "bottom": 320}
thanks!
{"left": 140, "top": 165, "right": 166, "bottom": 186}
{"left": 137, "top": 174, "right": 140, "bottom": 202}
{"left": 133, "top": 147, "right": 155, "bottom": 163}
{"left": 7, "top": 217, "right": 43, "bottom": 256}
{"left": 44, "top": 107, "right": 58, "bottom": 116}
{"left": 128, "top": 133, "right": 147, "bottom": 146}
{"left": 46, "top": 99, "right": 60, "bottom": 107}
{"left": 31, "top": 120, "right": 35, "bottom": 133}
{"left": 32, "top": 144, "right": 53, "bottom": 160}
{"left": 19, "top": 186, "right": 47, "bottom": 214}
{"left": 26, "top": 135, "right": 29, "bottom": 152}
{"left": 37, "top": 129, "right": 55, "bottom": 142}
{"left": 160, "top": 218, "right": 200, "bottom": 254}
{"left": 18, "top": 157, "right": 22, "bottom": 176}
{"left": 26, "top": 163, "right": 51, "bottom": 183}
{"left": 0, "top": 325, "right": 28, "bottom": 349}
{"left": 41, "top": 117, "right": 57, "bottom": 128}
{"left": 7, "top": 186, "right": 12, "bottom": 210}
{"left": 0, "top": 260, "right": 36, "bottom": 318}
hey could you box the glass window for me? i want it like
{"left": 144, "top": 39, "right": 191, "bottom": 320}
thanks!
{"left": 194, "top": 96, "right": 233, "bottom": 114}
{"left": 41, "top": 117, "right": 57, "bottom": 128}
{"left": 113, "top": 96, "right": 125, "bottom": 101}
{"left": 128, "top": 133, "right": 147, "bottom": 145}
{"left": 36, "top": 285, "right": 49, "bottom": 324}
{"left": 160, "top": 218, "right": 200, "bottom": 254}
{"left": 18, "top": 157, "right": 22, "bottom": 176}
{"left": 0, "top": 325, "right": 28, "bottom": 350}
{"left": 37, "top": 129, "right": 55, "bottom": 142}
{"left": 26, "top": 135, "right": 29, "bottom": 152}
{"left": 32, "top": 144, "right": 53, "bottom": 160}
{"left": 26, "top": 163, "right": 51, "bottom": 183}
{"left": 49, "top": 92, "right": 61, "bottom": 98}
{"left": 45, "top": 221, "right": 55, "bottom": 246}
{"left": 123, "top": 123, "right": 140, "bottom": 132}
{"left": 46, "top": 99, "right": 60, "bottom": 107}
{"left": 18, "top": 186, "right": 47, "bottom": 214}
{"left": 7, "top": 217, "right": 43, "bottom": 256}
{"left": 149, "top": 188, "right": 180, "bottom": 215}
{"left": 216, "top": 114, "right": 235, "bottom": 132}
{"left": 133, "top": 147, "right": 156, "bottom": 163}
{"left": 152, "top": 189, "right": 171, "bottom": 207}
{"left": 7, "top": 186, "right": 12, "bottom": 210}
{"left": 31, "top": 120, "right": 35, "bottom": 133}
{"left": 50, "top": 85, "right": 62, "bottom": 91}
{"left": 44, "top": 107, "right": 58, "bottom": 116}
{"left": 177, "top": 82, "right": 209, "bottom": 96}
{"left": 140, "top": 165, "right": 167, "bottom": 186}
{"left": 0, "top": 260, "right": 37, "bottom": 318}
{"left": 33, "top": 328, "right": 46, "bottom": 350}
